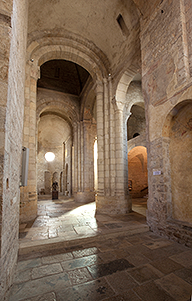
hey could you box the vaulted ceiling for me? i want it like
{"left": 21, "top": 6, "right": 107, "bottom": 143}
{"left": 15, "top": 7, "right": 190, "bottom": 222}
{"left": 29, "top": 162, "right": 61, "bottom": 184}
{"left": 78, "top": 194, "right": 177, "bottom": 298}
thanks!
{"left": 38, "top": 60, "right": 90, "bottom": 96}
{"left": 28, "top": 0, "right": 141, "bottom": 74}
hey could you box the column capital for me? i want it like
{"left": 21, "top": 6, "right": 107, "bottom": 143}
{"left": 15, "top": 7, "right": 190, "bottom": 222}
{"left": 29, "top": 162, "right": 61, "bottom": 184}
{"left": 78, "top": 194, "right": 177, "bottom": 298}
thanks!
{"left": 112, "top": 95, "right": 125, "bottom": 111}
{"left": 28, "top": 61, "right": 40, "bottom": 80}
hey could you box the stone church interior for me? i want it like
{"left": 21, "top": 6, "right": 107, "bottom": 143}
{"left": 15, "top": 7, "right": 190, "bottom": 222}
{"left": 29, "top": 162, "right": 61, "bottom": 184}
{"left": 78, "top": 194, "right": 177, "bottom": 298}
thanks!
{"left": 1, "top": 0, "right": 192, "bottom": 300}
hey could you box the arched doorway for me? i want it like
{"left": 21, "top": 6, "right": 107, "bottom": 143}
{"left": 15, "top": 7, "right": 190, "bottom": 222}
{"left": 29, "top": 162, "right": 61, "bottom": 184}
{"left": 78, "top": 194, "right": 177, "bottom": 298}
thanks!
{"left": 128, "top": 146, "right": 148, "bottom": 198}
{"left": 166, "top": 100, "right": 192, "bottom": 223}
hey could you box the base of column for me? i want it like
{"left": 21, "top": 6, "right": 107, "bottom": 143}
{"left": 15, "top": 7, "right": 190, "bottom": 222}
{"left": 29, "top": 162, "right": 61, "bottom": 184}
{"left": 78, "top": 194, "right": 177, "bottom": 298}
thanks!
{"left": 19, "top": 199, "right": 37, "bottom": 222}
{"left": 20, "top": 187, "right": 37, "bottom": 222}
{"left": 95, "top": 194, "right": 132, "bottom": 215}
{"left": 74, "top": 191, "right": 95, "bottom": 203}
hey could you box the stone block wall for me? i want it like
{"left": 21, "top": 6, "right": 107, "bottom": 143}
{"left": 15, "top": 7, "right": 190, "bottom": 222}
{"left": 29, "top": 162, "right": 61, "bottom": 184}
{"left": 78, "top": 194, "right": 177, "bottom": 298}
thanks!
{"left": 0, "top": 0, "right": 28, "bottom": 299}
{"left": 140, "top": 0, "right": 192, "bottom": 246}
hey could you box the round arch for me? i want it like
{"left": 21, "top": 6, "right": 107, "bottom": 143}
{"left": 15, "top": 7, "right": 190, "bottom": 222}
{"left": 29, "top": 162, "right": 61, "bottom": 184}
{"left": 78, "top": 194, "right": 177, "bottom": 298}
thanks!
{"left": 27, "top": 33, "right": 110, "bottom": 82}
{"left": 37, "top": 98, "right": 79, "bottom": 127}
{"left": 128, "top": 146, "right": 148, "bottom": 198}
{"left": 162, "top": 99, "right": 192, "bottom": 224}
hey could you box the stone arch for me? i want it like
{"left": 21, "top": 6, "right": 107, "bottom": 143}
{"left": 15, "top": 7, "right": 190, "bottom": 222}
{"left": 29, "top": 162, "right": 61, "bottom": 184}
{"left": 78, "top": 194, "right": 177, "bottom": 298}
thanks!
{"left": 80, "top": 78, "right": 96, "bottom": 121}
{"left": 37, "top": 101, "right": 75, "bottom": 132}
{"left": 128, "top": 146, "right": 148, "bottom": 198}
{"left": 162, "top": 99, "right": 192, "bottom": 224}
{"left": 27, "top": 32, "right": 110, "bottom": 82}
{"left": 125, "top": 80, "right": 144, "bottom": 118}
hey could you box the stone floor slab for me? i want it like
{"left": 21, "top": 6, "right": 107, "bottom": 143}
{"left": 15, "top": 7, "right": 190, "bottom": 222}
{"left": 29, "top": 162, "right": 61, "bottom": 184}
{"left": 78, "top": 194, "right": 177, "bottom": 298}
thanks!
{"left": 150, "top": 258, "right": 183, "bottom": 275}
{"left": 102, "top": 290, "right": 142, "bottom": 301}
{"left": 55, "top": 278, "right": 115, "bottom": 301}
{"left": 127, "top": 263, "right": 164, "bottom": 284}
{"left": 67, "top": 267, "right": 93, "bottom": 285}
{"left": 72, "top": 247, "right": 98, "bottom": 258}
{"left": 174, "top": 266, "right": 192, "bottom": 285}
{"left": 10, "top": 198, "right": 192, "bottom": 301}
{"left": 9, "top": 273, "right": 70, "bottom": 301}
{"left": 126, "top": 253, "right": 151, "bottom": 267}
{"left": 14, "top": 269, "right": 31, "bottom": 284}
{"left": 155, "top": 273, "right": 192, "bottom": 301}
{"left": 42, "top": 253, "right": 73, "bottom": 265}
{"left": 61, "top": 254, "right": 101, "bottom": 271}
{"left": 31, "top": 263, "right": 63, "bottom": 279}
{"left": 105, "top": 270, "right": 138, "bottom": 293}
{"left": 170, "top": 251, "right": 192, "bottom": 268}
{"left": 17, "top": 258, "right": 42, "bottom": 272}
{"left": 143, "top": 240, "right": 172, "bottom": 250}
{"left": 88, "top": 259, "right": 134, "bottom": 279}
{"left": 22, "top": 292, "right": 57, "bottom": 301}
{"left": 133, "top": 281, "right": 175, "bottom": 301}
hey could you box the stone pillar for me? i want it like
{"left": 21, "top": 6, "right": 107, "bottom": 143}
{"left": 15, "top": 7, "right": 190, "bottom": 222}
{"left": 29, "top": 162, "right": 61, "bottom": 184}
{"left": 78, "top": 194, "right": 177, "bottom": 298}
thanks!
{"left": 96, "top": 80, "right": 105, "bottom": 197}
{"left": 20, "top": 62, "right": 39, "bottom": 222}
{"left": 109, "top": 76, "right": 116, "bottom": 197}
{"left": 74, "top": 120, "right": 96, "bottom": 202}
{"left": 96, "top": 78, "right": 131, "bottom": 215}
{"left": 73, "top": 122, "right": 78, "bottom": 193}
{"left": 115, "top": 105, "right": 131, "bottom": 212}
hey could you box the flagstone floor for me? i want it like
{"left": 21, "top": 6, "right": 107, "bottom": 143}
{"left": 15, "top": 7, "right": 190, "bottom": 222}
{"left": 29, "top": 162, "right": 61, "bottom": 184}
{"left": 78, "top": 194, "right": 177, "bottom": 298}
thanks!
{"left": 8, "top": 197, "right": 192, "bottom": 301}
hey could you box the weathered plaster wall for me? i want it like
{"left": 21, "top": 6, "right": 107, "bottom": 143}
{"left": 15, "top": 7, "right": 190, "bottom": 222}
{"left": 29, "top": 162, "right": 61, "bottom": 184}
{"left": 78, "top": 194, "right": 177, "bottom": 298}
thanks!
{"left": 0, "top": 0, "right": 28, "bottom": 299}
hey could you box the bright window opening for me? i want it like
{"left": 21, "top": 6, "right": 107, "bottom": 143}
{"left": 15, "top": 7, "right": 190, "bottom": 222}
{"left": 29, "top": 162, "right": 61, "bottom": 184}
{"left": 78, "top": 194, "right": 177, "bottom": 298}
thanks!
{"left": 45, "top": 152, "right": 55, "bottom": 162}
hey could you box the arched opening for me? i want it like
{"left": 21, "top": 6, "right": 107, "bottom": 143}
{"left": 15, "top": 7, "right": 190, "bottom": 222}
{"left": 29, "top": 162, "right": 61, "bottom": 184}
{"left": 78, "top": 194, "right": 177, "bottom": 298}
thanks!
{"left": 127, "top": 104, "right": 146, "bottom": 141}
{"left": 37, "top": 112, "right": 71, "bottom": 197}
{"left": 167, "top": 101, "right": 192, "bottom": 224}
{"left": 128, "top": 146, "right": 148, "bottom": 198}
{"left": 36, "top": 58, "right": 96, "bottom": 202}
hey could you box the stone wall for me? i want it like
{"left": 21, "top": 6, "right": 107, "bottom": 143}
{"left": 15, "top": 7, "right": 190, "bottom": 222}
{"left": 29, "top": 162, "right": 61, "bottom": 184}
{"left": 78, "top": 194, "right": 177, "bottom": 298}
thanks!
{"left": 0, "top": 0, "right": 28, "bottom": 299}
{"left": 169, "top": 102, "right": 192, "bottom": 224}
{"left": 140, "top": 0, "right": 192, "bottom": 246}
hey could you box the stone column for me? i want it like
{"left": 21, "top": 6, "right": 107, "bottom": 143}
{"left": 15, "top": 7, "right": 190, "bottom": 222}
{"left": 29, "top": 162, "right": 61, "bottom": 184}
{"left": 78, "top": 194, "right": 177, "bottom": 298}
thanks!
{"left": 103, "top": 78, "right": 110, "bottom": 196}
{"left": 74, "top": 120, "right": 95, "bottom": 202}
{"left": 109, "top": 76, "right": 116, "bottom": 197}
{"left": 83, "top": 121, "right": 95, "bottom": 201}
{"left": 96, "top": 78, "right": 131, "bottom": 215}
{"left": 73, "top": 122, "right": 78, "bottom": 193}
{"left": 20, "top": 62, "right": 39, "bottom": 222}
{"left": 96, "top": 80, "right": 105, "bottom": 198}
{"left": 115, "top": 104, "right": 131, "bottom": 212}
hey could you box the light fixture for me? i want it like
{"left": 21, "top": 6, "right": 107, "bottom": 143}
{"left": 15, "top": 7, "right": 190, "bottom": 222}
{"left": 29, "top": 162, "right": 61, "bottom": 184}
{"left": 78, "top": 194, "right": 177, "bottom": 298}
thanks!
{"left": 45, "top": 152, "right": 55, "bottom": 162}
